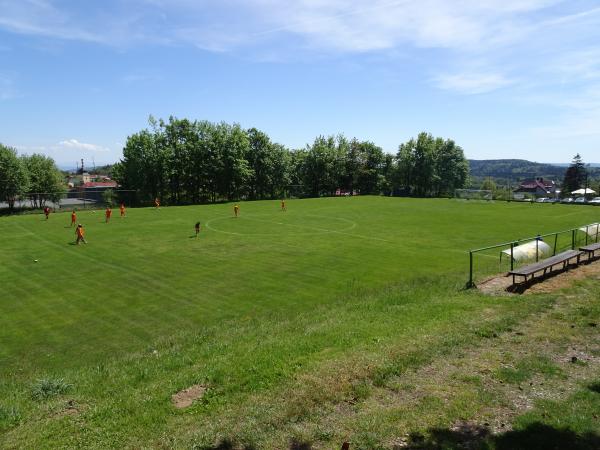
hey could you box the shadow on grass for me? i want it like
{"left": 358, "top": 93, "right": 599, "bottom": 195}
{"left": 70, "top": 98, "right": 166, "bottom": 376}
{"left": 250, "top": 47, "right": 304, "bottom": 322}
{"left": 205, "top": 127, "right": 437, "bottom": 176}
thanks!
{"left": 196, "top": 422, "right": 600, "bottom": 449}
{"left": 588, "top": 382, "right": 600, "bottom": 394}
{"left": 195, "top": 439, "right": 256, "bottom": 450}
{"left": 197, "top": 438, "right": 312, "bottom": 450}
{"left": 505, "top": 263, "right": 579, "bottom": 294}
{"left": 400, "top": 422, "right": 600, "bottom": 450}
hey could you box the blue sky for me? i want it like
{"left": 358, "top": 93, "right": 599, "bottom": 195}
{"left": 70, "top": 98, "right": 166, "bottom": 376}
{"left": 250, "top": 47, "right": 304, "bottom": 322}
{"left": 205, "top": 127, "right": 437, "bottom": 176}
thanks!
{"left": 1, "top": 0, "right": 599, "bottom": 167}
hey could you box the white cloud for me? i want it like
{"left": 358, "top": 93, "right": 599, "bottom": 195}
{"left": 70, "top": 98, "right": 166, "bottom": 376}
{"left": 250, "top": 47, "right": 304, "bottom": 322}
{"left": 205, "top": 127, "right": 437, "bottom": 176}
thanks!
{"left": 17, "top": 139, "right": 111, "bottom": 153}
{"left": 14, "top": 139, "right": 115, "bottom": 166}
{"left": 57, "top": 139, "right": 110, "bottom": 152}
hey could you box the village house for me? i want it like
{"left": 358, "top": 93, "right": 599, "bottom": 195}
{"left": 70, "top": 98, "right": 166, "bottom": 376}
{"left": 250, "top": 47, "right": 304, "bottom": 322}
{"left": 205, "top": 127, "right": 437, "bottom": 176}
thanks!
{"left": 513, "top": 177, "right": 557, "bottom": 199}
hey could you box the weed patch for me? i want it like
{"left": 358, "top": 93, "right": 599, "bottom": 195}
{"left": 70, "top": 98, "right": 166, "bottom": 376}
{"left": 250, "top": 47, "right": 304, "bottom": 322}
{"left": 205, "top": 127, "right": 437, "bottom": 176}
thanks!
{"left": 30, "top": 378, "right": 72, "bottom": 401}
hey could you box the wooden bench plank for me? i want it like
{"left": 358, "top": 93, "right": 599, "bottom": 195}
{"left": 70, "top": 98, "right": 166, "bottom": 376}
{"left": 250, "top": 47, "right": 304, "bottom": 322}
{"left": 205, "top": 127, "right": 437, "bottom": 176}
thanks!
{"left": 579, "top": 242, "right": 600, "bottom": 261}
{"left": 580, "top": 242, "right": 600, "bottom": 252}
{"left": 508, "top": 250, "right": 583, "bottom": 285}
{"left": 509, "top": 250, "right": 582, "bottom": 276}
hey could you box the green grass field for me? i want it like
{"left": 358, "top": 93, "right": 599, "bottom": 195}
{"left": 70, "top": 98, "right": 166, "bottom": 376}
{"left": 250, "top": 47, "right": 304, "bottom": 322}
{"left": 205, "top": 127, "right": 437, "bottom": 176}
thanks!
{"left": 1, "top": 197, "right": 599, "bottom": 449}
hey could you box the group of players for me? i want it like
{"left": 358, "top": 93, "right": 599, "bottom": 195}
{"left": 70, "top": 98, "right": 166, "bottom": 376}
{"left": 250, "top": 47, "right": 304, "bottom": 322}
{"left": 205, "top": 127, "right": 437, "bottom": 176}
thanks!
{"left": 43, "top": 203, "right": 126, "bottom": 245}
{"left": 43, "top": 198, "right": 288, "bottom": 244}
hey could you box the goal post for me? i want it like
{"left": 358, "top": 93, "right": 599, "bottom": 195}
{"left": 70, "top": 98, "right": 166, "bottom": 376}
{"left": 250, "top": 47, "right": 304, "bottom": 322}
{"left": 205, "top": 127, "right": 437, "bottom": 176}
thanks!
{"left": 455, "top": 189, "right": 493, "bottom": 200}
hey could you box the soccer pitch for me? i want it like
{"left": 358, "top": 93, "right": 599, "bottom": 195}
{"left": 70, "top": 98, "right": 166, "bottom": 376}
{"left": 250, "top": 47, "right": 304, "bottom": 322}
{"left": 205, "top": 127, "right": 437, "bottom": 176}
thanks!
{"left": 1, "top": 196, "right": 599, "bottom": 448}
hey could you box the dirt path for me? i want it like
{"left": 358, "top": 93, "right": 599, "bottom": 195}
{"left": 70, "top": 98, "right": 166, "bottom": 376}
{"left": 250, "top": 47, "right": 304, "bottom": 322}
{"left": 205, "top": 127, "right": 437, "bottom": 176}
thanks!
{"left": 477, "top": 258, "right": 600, "bottom": 296}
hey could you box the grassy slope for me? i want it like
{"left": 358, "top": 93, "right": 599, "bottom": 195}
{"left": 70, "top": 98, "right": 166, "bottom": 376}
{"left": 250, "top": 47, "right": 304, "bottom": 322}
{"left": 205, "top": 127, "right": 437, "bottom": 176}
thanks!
{"left": 0, "top": 197, "right": 599, "bottom": 448}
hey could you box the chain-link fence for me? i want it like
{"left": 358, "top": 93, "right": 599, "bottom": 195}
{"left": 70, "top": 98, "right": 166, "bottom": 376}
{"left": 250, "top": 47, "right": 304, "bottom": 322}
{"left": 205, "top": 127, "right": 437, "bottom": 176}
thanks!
{"left": 0, "top": 189, "right": 138, "bottom": 213}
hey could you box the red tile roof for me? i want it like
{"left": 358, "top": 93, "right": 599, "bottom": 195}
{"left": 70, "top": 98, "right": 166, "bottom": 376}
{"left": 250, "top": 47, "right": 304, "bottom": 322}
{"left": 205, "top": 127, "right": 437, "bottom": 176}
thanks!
{"left": 516, "top": 178, "right": 555, "bottom": 193}
{"left": 82, "top": 181, "right": 118, "bottom": 188}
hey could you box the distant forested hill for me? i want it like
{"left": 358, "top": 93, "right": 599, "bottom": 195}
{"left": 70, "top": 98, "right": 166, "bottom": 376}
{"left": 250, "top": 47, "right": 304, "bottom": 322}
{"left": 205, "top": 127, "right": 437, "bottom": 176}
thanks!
{"left": 469, "top": 159, "right": 566, "bottom": 180}
{"left": 468, "top": 159, "right": 600, "bottom": 188}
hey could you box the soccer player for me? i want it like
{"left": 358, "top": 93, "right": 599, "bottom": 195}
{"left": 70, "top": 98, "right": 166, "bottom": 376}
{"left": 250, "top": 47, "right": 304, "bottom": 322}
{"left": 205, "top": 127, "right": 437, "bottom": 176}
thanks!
{"left": 44, "top": 206, "right": 50, "bottom": 220}
{"left": 281, "top": 199, "right": 286, "bottom": 212}
{"left": 233, "top": 204, "right": 239, "bottom": 217}
{"left": 70, "top": 210, "right": 77, "bottom": 227}
{"left": 195, "top": 221, "right": 201, "bottom": 237}
{"left": 105, "top": 207, "right": 112, "bottom": 223}
{"left": 155, "top": 198, "right": 160, "bottom": 209}
{"left": 75, "top": 224, "right": 86, "bottom": 245}
{"left": 120, "top": 202, "right": 126, "bottom": 218}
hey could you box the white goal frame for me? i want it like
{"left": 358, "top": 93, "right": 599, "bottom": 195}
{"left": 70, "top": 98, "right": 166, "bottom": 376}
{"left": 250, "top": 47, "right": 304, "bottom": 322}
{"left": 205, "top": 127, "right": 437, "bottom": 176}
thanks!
{"left": 455, "top": 189, "right": 493, "bottom": 200}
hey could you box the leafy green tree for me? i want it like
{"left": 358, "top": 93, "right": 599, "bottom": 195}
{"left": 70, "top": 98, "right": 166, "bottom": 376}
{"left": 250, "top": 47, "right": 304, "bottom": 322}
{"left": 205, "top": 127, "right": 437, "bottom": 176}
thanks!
{"left": 355, "top": 141, "right": 385, "bottom": 194}
{"left": 411, "top": 132, "right": 436, "bottom": 196}
{"left": 395, "top": 139, "right": 414, "bottom": 194}
{"left": 433, "top": 139, "right": 469, "bottom": 196}
{"left": 21, "top": 154, "right": 65, "bottom": 208}
{"left": 162, "top": 117, "right": 196, "bottom": 204}
{"left": 216, "top": 122, "right": 252, "bottom": 201}
{"left": 288, "top": 149, "right": 308, "bottom": 197}
{"left": 246, "top": 128, "right": 283, "bottom": 200}
{"left": 396, "top": 133, "right": 468, "bottom": 197}
{"left": 119, "top": 129, "right": 161, "bottom": 203}
{"left": 269, "top": 143, "right": 291, "bottom": 198}
{"left": 102, "top": 188, "right": 116, "bottom": 206}
{"left": 0, "top": 143, "right": 29, "bottom": 210}
{"left": 379, "top": 153, "right": 395, "bottom": 195}
{"left": 302, "top": 135, "right": 346, "bottom": 197}
{"left": 481, "top": 178, "right": 497, "bottom": 192}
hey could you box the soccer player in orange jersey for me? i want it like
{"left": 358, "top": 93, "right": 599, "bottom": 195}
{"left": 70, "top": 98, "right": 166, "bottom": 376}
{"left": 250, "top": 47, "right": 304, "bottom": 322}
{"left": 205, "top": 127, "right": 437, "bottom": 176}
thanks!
{"left": 75, "top": 224, "right": 86, "bottom": 244}
{"left": 120, "top": 202, "right": 125, "bottom": 218}
{"left": 70, "top": 210, "right": 77, "bottom": 226}
{"left": 105, "top": 207, "right": 112, "bottom": 223}
{"left": 233, "top": 204, "right": 239, "bottom": 217}
{"left": 281, "top": 199, "right": 286, "bottom": 212}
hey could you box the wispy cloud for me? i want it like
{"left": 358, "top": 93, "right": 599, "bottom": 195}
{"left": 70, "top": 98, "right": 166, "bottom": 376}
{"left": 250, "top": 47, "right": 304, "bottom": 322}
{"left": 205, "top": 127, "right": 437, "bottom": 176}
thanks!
{"left": 121, "top": 72, "right": 163, "bottom": 83}
{"left": 0, "top": 0, "right": 106, "bottom": 43}
{"left": 1, "top": 0, "right": 599, "bottom": 102}
{"left": 434, "top": 72, "right": 514, "bottom": 95}
{"left": 0, "top": 0, "right": 567, "bottom": 52}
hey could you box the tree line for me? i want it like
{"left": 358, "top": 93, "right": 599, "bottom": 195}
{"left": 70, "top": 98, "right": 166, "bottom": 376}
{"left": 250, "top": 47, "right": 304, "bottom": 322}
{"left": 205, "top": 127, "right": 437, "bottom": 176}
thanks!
{"left": 0, "top": 144, "right": 65, "bottom": 210}
{"left": 113, "top": 116, "right": 469, "bottom": 204}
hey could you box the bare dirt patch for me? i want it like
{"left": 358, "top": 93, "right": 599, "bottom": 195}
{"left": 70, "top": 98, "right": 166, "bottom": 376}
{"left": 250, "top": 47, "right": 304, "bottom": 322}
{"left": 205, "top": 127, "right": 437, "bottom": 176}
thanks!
{"left": 172, "top": 384, "right": 207, "bottom": 409}
{"left": 53, "top": 399, "right": 82, "bottom": 418}
{"left": 478, "top": 258, "right": 600, "bottom": 296}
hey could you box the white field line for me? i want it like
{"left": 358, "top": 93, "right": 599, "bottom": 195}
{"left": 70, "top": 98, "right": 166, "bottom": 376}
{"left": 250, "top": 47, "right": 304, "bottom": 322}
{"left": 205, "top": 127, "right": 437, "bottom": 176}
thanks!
{"left": 234, "top": 214, "right": 394, "bottom": 243}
